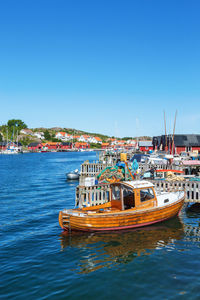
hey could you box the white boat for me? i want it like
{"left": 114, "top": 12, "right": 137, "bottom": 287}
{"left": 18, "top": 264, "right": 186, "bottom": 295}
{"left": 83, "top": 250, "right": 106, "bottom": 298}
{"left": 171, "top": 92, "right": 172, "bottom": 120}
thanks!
{"left": 1, "top": 145, "right": 20, "bottom": 154}
{"left": 66, "top": 169, "right": 80, "bottom": 180}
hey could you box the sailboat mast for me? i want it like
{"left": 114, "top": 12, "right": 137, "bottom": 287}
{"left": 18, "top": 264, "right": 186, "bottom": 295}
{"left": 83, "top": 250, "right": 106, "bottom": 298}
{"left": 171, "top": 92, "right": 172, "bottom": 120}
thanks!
{"left": 164, "top": 111, "right": 167, "bottom": 152}
{"left": 6, "top": 127, "right": 8, "bottom": 148}
{"left": 171, "top": 110, "right": 177, "bottom": 155}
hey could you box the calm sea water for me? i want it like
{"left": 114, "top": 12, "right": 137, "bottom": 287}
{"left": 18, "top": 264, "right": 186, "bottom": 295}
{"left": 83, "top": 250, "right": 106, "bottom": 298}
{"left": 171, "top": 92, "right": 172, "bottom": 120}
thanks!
{"left": 1, "top": 152, "right": 200, "bottom": 300}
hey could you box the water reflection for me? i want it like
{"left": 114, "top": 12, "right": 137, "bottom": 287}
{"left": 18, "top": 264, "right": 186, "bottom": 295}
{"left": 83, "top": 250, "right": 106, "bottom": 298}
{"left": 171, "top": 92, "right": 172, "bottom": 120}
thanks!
{"left": 59, "top": 218, "right": 184, "bottom": 273}
{"left": 183, "top": 206, "right": 200, "bottom": 242}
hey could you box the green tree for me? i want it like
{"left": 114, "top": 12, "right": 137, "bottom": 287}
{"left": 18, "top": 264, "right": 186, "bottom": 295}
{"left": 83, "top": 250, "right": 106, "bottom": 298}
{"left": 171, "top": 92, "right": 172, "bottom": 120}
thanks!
{"left": 44, "top": 130, "right": 51, "bottom": 140}
{"left": 7, "top": 119, "right": 27, "bottom": 130}
{"left": 0, "top": 133, "right": 3, "bottom": 142}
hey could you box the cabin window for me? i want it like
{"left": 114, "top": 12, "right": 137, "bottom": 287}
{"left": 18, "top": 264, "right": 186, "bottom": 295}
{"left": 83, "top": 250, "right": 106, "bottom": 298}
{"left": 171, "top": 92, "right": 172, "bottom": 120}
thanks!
{"left": 123, "top": 187, "right": 135, "bottom": 209}
{"left": 112, "top": 186, "right": 120, "bottom": 200}
{"left": 140, "top": 188, "right": 154, "bottom": 202}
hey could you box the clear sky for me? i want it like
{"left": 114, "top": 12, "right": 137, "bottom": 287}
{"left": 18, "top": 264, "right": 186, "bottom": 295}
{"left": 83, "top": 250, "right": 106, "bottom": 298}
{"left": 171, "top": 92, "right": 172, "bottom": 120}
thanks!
{"left": 0, "top": 0, "right": 200, "bottom": 137}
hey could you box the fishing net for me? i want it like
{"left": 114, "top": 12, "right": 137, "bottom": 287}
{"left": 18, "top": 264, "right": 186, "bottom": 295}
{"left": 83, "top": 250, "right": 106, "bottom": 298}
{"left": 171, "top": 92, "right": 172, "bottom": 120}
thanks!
{"left": 97, "top": 165, "right": 134, "bottom": 184}
{"left": 97, "top": 166, "right": 124, "bottom": 184}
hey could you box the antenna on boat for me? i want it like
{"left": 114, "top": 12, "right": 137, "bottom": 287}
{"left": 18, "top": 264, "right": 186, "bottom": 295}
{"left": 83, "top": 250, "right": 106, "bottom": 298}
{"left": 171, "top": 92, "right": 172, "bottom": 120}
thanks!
{"left": 171, "top": 110, "right": 177, "bottom": 155}
{"left": 164, "top": 110, "right": 167, "bottom": 152}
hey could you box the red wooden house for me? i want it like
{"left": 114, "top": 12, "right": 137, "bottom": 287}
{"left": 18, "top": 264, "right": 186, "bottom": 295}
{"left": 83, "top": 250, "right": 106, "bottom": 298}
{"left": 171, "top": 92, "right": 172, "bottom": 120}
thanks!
{"left": 138, "top": 141, "right": 153, "bottom": 152}
{"left": 101, "top": 143, "right": 110, "bottom": 149}
{"left": 75, "top": 142, "right": 90, "bottom": 149}
{"left": 60, "top": 142, "right": 72, "bottom": 150}
{"left": 153, "top": 134, "right": 200, "bottom": 154}
{"left": 42, "top": 142, "right": 60, "bottom": 150}
{"left": 28, "top": 142, "right": 42, "bottom": 151}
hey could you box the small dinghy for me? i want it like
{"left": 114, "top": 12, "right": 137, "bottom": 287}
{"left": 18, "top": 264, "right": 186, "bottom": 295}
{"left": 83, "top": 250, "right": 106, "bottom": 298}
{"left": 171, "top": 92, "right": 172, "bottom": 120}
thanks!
{"left": 66, "top": 169, "right": 80, "bottom": 180}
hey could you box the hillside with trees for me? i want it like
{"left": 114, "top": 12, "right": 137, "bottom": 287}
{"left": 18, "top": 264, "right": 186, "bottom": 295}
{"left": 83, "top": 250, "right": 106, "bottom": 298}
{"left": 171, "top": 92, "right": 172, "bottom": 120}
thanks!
{"left": 0, "top": 119, "right": 152, "bottom": 146}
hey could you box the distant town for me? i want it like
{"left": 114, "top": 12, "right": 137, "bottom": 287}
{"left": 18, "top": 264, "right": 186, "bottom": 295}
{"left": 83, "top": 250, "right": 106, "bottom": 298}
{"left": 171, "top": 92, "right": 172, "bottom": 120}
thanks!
{"left": 0, "top": 119, "right": 151, "bottom": 152}
{"left": 1, "top": 119, "right": 200, "bottom": 154}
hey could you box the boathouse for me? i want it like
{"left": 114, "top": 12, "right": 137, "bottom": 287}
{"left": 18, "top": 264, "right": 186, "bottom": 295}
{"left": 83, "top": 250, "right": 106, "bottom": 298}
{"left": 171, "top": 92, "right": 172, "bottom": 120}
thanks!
{"left": 74, "top": 142, "right": 90, "bottom": 149}
{"left": 28, "top": 142, "right": 42, "bottom": 151}
{"left": 153, "top": 134, "right": 200, "bottom": 154}
{"left": 138, "top": 141, "right": 153, "bottom": 152}
{"left": 60, "top": 142, "right": 72, "bottom": 150}
{"left": 101, "top": 143, "right": 110, "bottom": 149}
{"left": 42, "top": 142, "right": 60, "bottom": 150}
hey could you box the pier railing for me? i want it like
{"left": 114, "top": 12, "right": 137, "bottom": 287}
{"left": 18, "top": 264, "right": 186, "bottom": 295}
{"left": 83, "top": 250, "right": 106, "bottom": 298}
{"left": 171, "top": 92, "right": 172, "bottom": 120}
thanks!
{"left": 150, "top": 180, "right": 200, "bottom": 203}
{"left": 75, "top": 184, "right": 110, "bottom": 208}
{"left": 80, "top": 161, "right": 182, "bottom": 178}
{"left": 139, "top": 163, "right": 182, "bottom": 174}
{"left": 75, "top": 180, "right": 200, "bottom": 208}
{"left": 80, "top": 162, "right": 114, "bottom": 182}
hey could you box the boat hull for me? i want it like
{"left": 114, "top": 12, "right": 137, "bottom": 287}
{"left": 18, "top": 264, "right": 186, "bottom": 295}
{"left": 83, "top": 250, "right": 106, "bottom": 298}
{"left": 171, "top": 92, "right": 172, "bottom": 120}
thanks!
{"left": 59, "top": 197, "right": 184, "bottom": 232}
{"left": 66, "top": 173, "right": 80, "bottom": 180}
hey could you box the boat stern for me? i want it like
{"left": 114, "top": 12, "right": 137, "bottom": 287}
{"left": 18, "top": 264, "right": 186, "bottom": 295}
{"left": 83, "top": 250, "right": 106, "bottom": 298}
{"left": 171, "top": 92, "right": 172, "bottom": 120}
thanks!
{"left": 58, "top": 211, "right": 64, "bottom": 229}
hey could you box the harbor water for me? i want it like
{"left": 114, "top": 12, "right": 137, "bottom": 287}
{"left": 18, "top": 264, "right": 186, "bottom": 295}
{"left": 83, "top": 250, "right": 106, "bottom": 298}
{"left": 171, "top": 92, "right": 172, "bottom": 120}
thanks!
{"left": 1, "top": 152, "right": 200, "bottom": 299}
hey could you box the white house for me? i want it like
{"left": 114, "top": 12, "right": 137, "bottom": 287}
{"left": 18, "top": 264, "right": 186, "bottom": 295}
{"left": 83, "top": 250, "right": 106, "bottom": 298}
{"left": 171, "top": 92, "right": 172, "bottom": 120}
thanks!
{"left": 110, "top": 139, "right": 118, "bottom": 146}
{"left": 33, "top": 132, "right": 44, "bottom": 140}
{"left": 88, "top": 136, "right": 102, "bottom": 144}
{"left": 55, "top": 132, "right": 72, "bottom": 141}
{"left": 78, "top": 135, "right": 90, "bottom": 142}
{"left": 126, "top": 140, "right": 137, "bottom": 146}
{"left": 20, "top": 129, "right": 34, "bottom": 136}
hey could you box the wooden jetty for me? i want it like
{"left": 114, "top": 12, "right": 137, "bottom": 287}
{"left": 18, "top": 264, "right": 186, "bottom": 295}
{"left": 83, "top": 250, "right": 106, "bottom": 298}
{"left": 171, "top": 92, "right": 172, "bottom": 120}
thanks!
{"left": 75, "top": 180, "right": 200, "bottom": 208}
{"left": 80, "top": 161, "right": 182, "bottom": 184}
{"left": 77, "top": 155, "right": 200, "bottom": 209}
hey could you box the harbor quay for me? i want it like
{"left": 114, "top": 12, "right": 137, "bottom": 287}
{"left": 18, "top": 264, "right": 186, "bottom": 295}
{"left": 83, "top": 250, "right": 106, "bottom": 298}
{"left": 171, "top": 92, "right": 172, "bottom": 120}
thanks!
{"left": 75, "top": 149, "right": 200, "bottom": 208}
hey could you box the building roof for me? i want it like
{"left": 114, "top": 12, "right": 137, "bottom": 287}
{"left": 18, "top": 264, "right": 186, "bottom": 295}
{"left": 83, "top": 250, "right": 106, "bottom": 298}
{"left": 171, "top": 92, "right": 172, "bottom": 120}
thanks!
{"left": 75, "top": 142, "right": 88, "bottom": 146}
{"left": 42, "top": 142, "right": 60, "bottom": 146}
{"left": 153, "top": 134, "right": 200, "bottom": 147}
{"left": 21, "top": 129, "right": 33, "bottom": 134}
{"left": 138, "top": 141, "right": 153, "bottom": 147}
{"left": 62, "top": 142, "right": 72, "bottom": 145}
{"left": 174, "top": 134, "right": 200, "bottom": 147}
{"left": 94, "top": 137, "right": 102, "bottom": 141}
{"left": 102, "top": 143, "right": 110, "bottom": 146}
{"left": 28, "top": 142, "right": 41, "bottom": 147}
{"left": 57, "top": 132, "right": 66, "bottom": 136}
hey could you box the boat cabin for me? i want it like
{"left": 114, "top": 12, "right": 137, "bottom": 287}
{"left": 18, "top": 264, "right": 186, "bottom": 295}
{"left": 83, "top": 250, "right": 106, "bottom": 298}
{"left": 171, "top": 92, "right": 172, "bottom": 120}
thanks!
{"left": 110, "top": 181, "right": 157, "bottom": 211}
{"left": 82, "top": 181, "right": 157, "bottom": 213}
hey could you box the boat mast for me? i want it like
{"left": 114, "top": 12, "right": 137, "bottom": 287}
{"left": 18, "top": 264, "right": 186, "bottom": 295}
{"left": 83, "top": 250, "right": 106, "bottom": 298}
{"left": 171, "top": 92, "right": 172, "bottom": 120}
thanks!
{"left": 164, "top": 110, "right": 167, "bottom": 152}
{"left": 17, "top": 130, "right": 18, "bottom": 149}
{"left": 171, "top": 110, "right": 177, "bottom": 155}
{"left": 6, "top": 127, "right": 8, "bottom": 148}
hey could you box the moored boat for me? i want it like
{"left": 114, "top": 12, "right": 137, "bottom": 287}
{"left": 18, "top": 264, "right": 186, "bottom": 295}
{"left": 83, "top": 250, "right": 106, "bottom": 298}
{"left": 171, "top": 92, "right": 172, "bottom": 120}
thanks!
{"left": 66, "top": 169, "right": 80, "bottom": 180}
{"left": 59, "top": 180, "right": 185, "bottom": 232}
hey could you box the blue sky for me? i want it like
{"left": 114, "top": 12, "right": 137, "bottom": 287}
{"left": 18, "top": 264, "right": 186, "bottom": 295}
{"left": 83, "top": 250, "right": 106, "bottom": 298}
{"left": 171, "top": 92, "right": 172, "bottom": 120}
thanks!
{"left": 0, "top": 0, "right": 200, "bottom": 137}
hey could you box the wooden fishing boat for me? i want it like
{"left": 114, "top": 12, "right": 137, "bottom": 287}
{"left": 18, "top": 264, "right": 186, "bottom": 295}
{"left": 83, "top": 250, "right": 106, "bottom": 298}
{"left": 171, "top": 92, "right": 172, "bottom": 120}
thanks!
{"left": 59, "top": 180, "right": 185, "bottom": 232}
